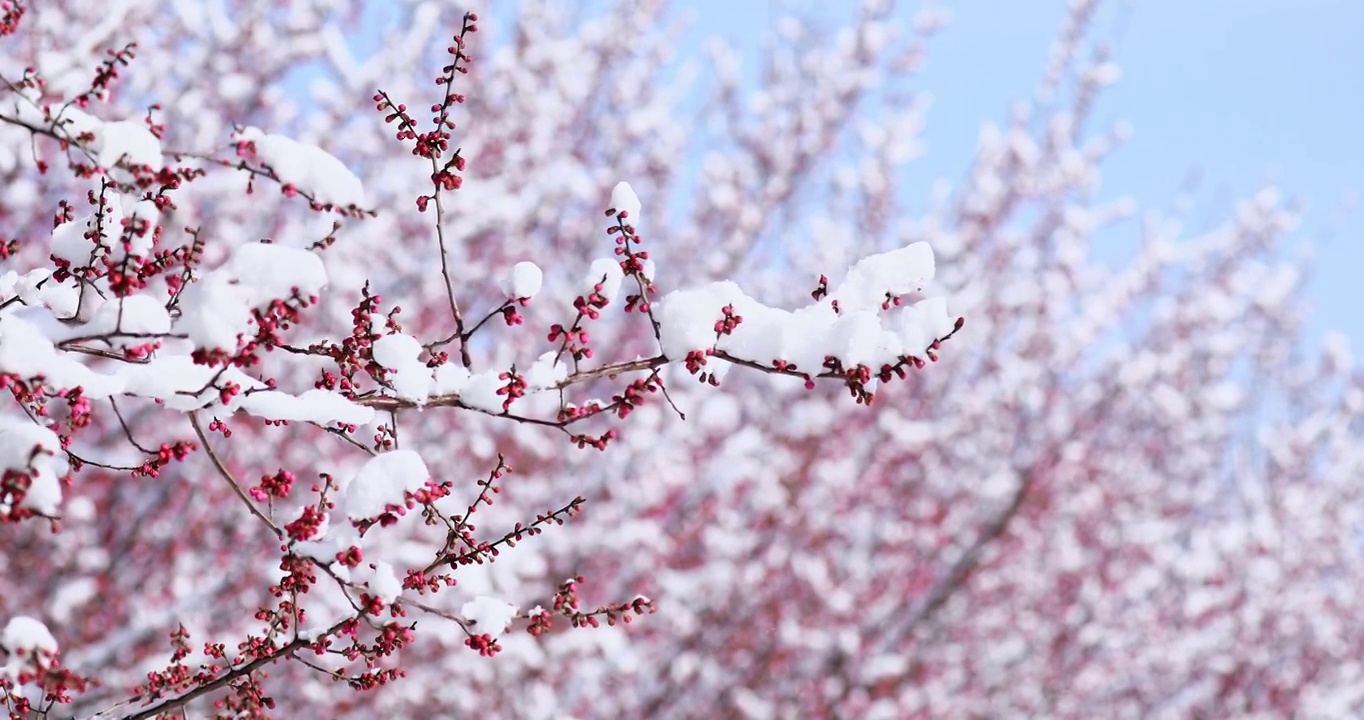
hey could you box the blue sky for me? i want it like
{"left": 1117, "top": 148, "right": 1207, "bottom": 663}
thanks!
{"left": 684, "top": 1, "right": 1364, "bottom": 350}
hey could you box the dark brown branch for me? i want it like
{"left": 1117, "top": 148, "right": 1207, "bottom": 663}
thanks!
{"left": 353, "top": 355, "right": 670, "bottom": 412}
{"left": 119, "top": 617, "right": 349, "bottom": 720}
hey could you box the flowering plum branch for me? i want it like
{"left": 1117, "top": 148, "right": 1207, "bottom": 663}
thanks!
{"left": 0, "top": 4, "right": 960, "bottom": 716}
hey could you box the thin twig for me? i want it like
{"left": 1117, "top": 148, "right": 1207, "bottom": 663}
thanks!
{"left": 401, "top": 596, "right": 472, "bottom": 631}
{"left": 429, "top": 171, "right": 470, "bottom": 367}
{"left": 189, "top": 412, "right": 283, "bottom": 540}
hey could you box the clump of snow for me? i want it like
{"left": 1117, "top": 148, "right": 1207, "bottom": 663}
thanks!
{"left": 430, "top": 359, "right": 545, "bottom": 411}
{"left": 610, "top": 181, "right": 642, "bottom": 223}
{"left": 525, "top": 351, "right": 568, "bottom": 390}
{"left": 341, "top": 450, "right": 431, "bottom": 521}
{"left": 658, "top": 282, "right": 843, "bottom": 371}
{"left": 35, "top": 281, "right": 81, "bottom": 321}
{"left": 97, "top": 120, "right": 163, "bottom": 169}
{"left": 1, "top": 270, "right": 52, "bottom": 311}
{"left": 0, "top": 315, "right": 127, "bottom": 398}
{"left": 581, "top": 258, "right": 625, "bottom": 305}
{"left": 898, "top": 297, "right": 956, "bottom": 351}
{"left": 238, "top": 388, "right": 376, "bottom": 426}
{"left": 51, "top": 195, "right": 160, "bottom": 266}
{"left": 822, "top": 310, "right": 899, "bottom": 368}
{"left": 173, "top": 274, "right": 253, "bottom": 351}
{"left": 233, "top": 126, "right": 366, "bottom": 208}
{"left": 83, "top": 294, "right": 173, "bottom": 338}
{"left": 224, "top": 244, "right": 328, "bottom": 300}
{"left": 657, "top": 281, "right": 748, "bottom": 359}
{"left": 1, "top": 616, "right": 58, "bottom": 654}
{"left": 459, "top": 370, "right": 512, "bottom": 413}
{"left": 372, "top": 333, "right": 423, "bottom": 369}
{"left": 461, "top": 596, "right": 519, "bottom": 638}
{"left": 117, "top": 355, "right": 265, "bottom": 412}
{"left": 368, "top": 562, "right": 403, "bottom": 604}
{"left": 656, "top": 241, "right": 952, "bottom": 372}
{"left": 0, "top": 420, "right": 67, "bottom": 516}
{"left": 371, "top": 333, "right": 434, "bottom": 402}
{"left": 175, "top": 243, "right": 328, "bottom": 353}
{"left": 1, "top": 616, "right": 58, "bottom": 679}
{"left": 432, "top": 362, "right": 471, "bottom": 395}
{"left": 3, "top": 92, "right": 77, "bottom": 135}
{"left": 3, "top": 96, "right": 161, "bottom": 170}
{"left": 501, "top": 261, "right": 544, "bottom": 300}
{"left": 292, "top": 517, "right": 363, "bottom": 567}
{"left": 827, "top": 241, "right": 935, "bottom": 313}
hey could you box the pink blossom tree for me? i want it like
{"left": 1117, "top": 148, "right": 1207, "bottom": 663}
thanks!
{"left": 2, "top": 0, "right": 1361, "bottom": 718}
